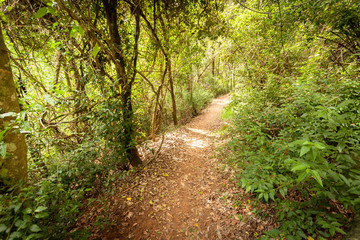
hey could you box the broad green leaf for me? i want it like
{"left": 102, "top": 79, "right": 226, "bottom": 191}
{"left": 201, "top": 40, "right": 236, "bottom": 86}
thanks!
{"left": 9, "top": 231, "right": 22, "bottom": 239}
{"left": 70, "top": 27, "right": 76, "bottom": 38}
{"left": 264, "top": 193, "right": 269, "bottom": 202}
{"left": 77, "top": 25, "right": 84, "bottom": 36}
{"left": 35, "top": 206, "right": 48, "bottom": 212}
{"left": 70, "top": 26, "right": 84, "bottom": 38}
{"left": 327, "top": 170, "right": 340, "bottom": 181}
{"left": 300, "top": 146, "right": 311, "bottom": 156}
{"left": 314, "top": 142, "right": 326, "bottom": 149}
{"left": 269, "top": 190, "right": 275, "bottom": 201}
{"left": 279, "top": 188, "right": 287, "bottom": 198}
{"left": 14, "top": 202, "right": 22, "bottom": 213}
{"left": 35, "top": 7, "right": 48, "bottom": 18}
{"left": 284, "top": 158, "right": 295, "bottom": 164}
{"left": 311, "top": 170, "right": 323, "bottom": 187}
{"left": 15, "top": 220, "right": 23, "bottom": 227}
{"left": 339, "top": 174, "right": 351, "bottom": 187}
{"left": 258, "top": 193, "right": 263, "bottom": 199}
{"left": 48, "top": 7, "right": 57, "bottom": 16}
{"left": 335, "top": 227, "right": 346, "bottom": 235}
{"left": 0, "top": 143, "right": 7, "bottom": 158}
{"left": 337, "top": 142, "right": 346, "bottom": 153}
{"left": 0, "top": 224, "right": 7, "bottom": 232}
{"left": 30, "top": 224, "right": 41, "bottom": 232}
{"left": 291, "top": 163, "right": 309, "bottom": 171}
{"left": 289, "top": 139, "right": 305, "bottom": 146}
{"left": 35, "top": 212, "right": 49, "bottom": 219}
{"left": 91, "top": 44, "right": 100, "bottom": 57}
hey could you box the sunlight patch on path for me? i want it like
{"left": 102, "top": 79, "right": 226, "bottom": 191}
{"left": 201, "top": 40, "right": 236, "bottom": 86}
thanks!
{"left": 185, "top": 138, "right": 208, "bottom": 149}
{"left": 187, "top": 128, "right": 209, "bottom": 136}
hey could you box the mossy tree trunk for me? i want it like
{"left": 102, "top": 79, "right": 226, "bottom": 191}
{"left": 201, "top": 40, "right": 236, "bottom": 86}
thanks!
{"left": 0, "top": 24, "right": 27, "bottom": 183}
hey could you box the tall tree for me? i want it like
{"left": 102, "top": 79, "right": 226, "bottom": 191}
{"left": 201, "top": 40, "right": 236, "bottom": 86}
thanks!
{"left": 102, "top": 0, "right": 142, "bottom": 167}
{"left": 0, "top": 24, "right": 27, "bottom": 183}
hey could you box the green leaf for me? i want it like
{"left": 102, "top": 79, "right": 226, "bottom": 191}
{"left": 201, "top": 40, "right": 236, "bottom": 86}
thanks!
{"left": 30, "top": 224, "right": 41, "bottom": 232}
{"left": 337, "top": 142, "right": 346, "bottom": 153}
{"left": 35, "top": 212, "right": 49, "bottom": 219}
{"left": 289, "top": 139, "right": 305, "bottom": 146}
{"left": 327, "top": 170, "right": 340, "bottom": 181}
{"left": 279, "top": 188, "right": 286, "bottom": 198}
{"left": 0, "top": 143, "right": 7, "bottom": 158}
{"left": 291, "top": 163, "right": 309, "bottom": 172}
{"left": 300, "top": 146, "right": 311, "bottom": 156}
{"left": 269, "top": 190, "right": 275, "bottom": 201}
{"left": 0, "top": 224, "right": 7, "bottom": 232}
{"left": 337, "top": 99, "right": 355, "bottom": 108}
{"left": 264, "top": 193, "right": 269, "bottom": 202}
{"left": 70, "top": 26, "right": 84, "bottom": 38}
{"left": 335, "top": 227, "right": 346, "bottom": 235}
{"left": 258, "top": 192, "right": 263, "bottom": 199}
{"left": 47, "top": 7, "right": 56, "bottom": 16}
{"left": 14, "top": 202, "right": 22, "bottom": 213}
{"left": 70, "top": 27, "right": 76, "bottom": 38}
{"left": 15, "top": 220, "right": 23, "bottom": 227}
{"left": 91, "top": 44, "right": 100, "bottom": 57}
{"left": 339, "top": 174, "right": 351, "bottom": 187}
{"left": 330, "top": 227, "right": 335, "bottom": 236}
{"left": 314, "top": 142, "right": 326, "bottom": 149}
{"left": 35, "top": 7, "right": 48, "bottom": 18}
{"left": 35, "top": 206, "right": 48, "bottom": 212}
{"left": 22, "top": 207, "right": 32, "bottom": 214}
{"left": 77, "top": 25, "right": 84, "bottom": 36}
{"left": 311, "top": 170, "right": 323, "bottom": 187}
{"left": 9, "top": 231, "right": 22, "bottom": 239}
{"left": 284, "top": 158, "right": 295, "bottom": 164}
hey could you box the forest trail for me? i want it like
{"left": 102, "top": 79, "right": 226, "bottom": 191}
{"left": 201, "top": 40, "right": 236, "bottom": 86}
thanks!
{"left": 75, "top": 95, "right": 268, "bottom": 239}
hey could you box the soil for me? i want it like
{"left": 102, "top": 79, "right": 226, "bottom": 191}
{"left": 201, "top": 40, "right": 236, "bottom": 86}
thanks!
{"left": 74, "top": 95, "right": 274, "bottom": 239}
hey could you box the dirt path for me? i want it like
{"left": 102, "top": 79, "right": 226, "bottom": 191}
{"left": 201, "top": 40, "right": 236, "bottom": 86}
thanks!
{"left": 76, "top": 95, "right": 269, "bottom": 239}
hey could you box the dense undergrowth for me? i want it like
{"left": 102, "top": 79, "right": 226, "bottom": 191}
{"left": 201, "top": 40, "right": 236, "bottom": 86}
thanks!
{"left": 0, "top": 85, "right": 219, "bottom": 239}
{"left": 225, "top": 66, "right": 360, "bottom": 239}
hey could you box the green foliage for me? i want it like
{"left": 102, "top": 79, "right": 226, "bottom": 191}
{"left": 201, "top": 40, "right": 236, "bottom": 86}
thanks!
{"left": 0, "top": 182, "right": 83, "bottom": 239}
{"left": 204, "top": 75, "right": 228, "bottom": 97}
{"left": 191, "top": 86, "right": 215, "bottom": 113}
{"left": 228, "top": 70, "right": 360, "bottom": 237}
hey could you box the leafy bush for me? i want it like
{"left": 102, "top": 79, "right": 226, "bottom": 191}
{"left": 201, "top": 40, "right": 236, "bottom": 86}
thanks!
{"left": 0, "top": 181, "right": 83, "bottom": 239}
{"left": 227, "top": 74, "right": 360, "bottom": 238}
{"left": 192, "top": 86, "right": 214, "bottom": 113}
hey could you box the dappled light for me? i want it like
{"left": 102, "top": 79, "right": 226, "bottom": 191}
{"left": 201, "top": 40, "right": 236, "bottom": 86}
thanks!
{"left": 1, "top": 0, "right": 359, "bottom": 239}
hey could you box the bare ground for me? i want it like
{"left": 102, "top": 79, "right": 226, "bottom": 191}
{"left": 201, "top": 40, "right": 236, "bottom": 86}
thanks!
{"left": 74, "top": 95, "right": 274, "bottom": 239}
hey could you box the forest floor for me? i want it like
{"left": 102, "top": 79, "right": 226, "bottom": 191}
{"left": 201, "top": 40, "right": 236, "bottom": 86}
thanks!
{"left": 74, "top": 95, "right": 274, "bottom": 239}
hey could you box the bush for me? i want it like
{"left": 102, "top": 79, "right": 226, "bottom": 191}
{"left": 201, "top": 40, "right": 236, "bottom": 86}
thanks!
{"left": 227, "top": 74, "right": 360, "bottom": 239}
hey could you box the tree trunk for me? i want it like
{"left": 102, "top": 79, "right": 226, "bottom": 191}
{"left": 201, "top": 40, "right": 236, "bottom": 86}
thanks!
{"left": 103, "top": 0, "right": 142, "bottom": 167}
{"left": 167, "top": 58, "right": 177, "bottom": 125}
{"left": 0, "top": 24, "right": 27, "bottom": 183}
{"left": 212, "top": 58, "right": 215, "bottom": 76}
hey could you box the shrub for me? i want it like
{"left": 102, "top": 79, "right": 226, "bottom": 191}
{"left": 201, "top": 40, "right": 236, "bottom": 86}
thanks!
{"left": 227, "top": 74, "right": 360, "bottom": 238}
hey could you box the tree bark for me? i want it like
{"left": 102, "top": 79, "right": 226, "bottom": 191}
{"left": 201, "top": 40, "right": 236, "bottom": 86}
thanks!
{"left": 0, "top": 24, "right": 27, "bottom": 183}
{"left": 103, "top": 0, "right": 142, "bottom": 167}
{"left": 166, "top": 58, "right": 178, "bottom": 125}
